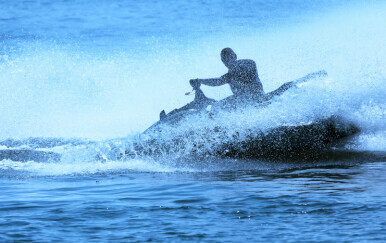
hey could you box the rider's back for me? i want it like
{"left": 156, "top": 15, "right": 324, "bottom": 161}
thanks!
{"left": 225, "top": 59, "right": 265, "bottom": 100}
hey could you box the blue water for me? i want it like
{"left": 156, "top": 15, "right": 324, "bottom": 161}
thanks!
{"left": 1, "top": 0, "right": 386, "bottom": 241}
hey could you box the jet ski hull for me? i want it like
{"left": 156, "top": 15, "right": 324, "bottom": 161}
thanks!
{"left": 214, "top": 116, "right": 359, "bottom": 160}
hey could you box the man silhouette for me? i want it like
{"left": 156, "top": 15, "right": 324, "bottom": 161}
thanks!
{"left": 190, "top": 48, "right": 265, "bottom": 109}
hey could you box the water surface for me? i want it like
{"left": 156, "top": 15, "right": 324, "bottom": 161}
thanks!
{"left": 1, "top": 0, "right": 385, "bottom": 241}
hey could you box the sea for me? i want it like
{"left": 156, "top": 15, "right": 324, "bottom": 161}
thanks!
{"left": 1, "top": 0, "right": 385, "bottom": 241}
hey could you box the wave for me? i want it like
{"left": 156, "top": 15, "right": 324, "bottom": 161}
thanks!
{"left": 0, "top": 140, "right": 385, "bottom": 178}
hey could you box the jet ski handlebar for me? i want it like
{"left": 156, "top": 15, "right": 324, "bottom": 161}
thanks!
{"left": 187, "top": 79, "right": 215, "bottom": 105}
{"left": 189, "top": 79, "right": 201, "bottom": 90}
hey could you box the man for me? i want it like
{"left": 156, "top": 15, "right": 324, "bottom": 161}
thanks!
{"left": 190, "top": 48, "right": 265, "bottom": 109}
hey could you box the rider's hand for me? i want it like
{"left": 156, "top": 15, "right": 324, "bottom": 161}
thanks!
{"left": 189, "top": 79, "right": 201, "bottom": 89}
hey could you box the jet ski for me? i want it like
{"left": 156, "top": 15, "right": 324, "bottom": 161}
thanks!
{"left": 126, "top": 70, "right": 359, "bottom": 160}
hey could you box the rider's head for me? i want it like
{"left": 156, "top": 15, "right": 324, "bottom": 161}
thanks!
{"left": 221, "top": 48, "right": 237, "bottom": 68}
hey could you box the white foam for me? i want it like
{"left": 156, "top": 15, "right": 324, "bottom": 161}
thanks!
{"left": 0, "top": 158, "right": 179, "bottom": 176}
{"left": 346, "top": 131, "right": 386, "bottom": 151}
{"left": 0, "top": 2, "right": 384, "bottom": 152}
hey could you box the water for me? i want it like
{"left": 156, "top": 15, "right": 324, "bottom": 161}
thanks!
{"left": 1, "top": 0, "right": 386, "bottom": 241}
{"left": 1, "top": 163, "right": 386, "bottom": 241}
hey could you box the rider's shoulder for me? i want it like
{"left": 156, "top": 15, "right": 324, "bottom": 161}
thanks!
{"left": 236, "top": 59, "right": 256, "bottom": 66}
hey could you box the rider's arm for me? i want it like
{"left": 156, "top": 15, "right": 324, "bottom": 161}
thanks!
{"left": 198, "top": 73, "right": 230, "bottom": 86}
